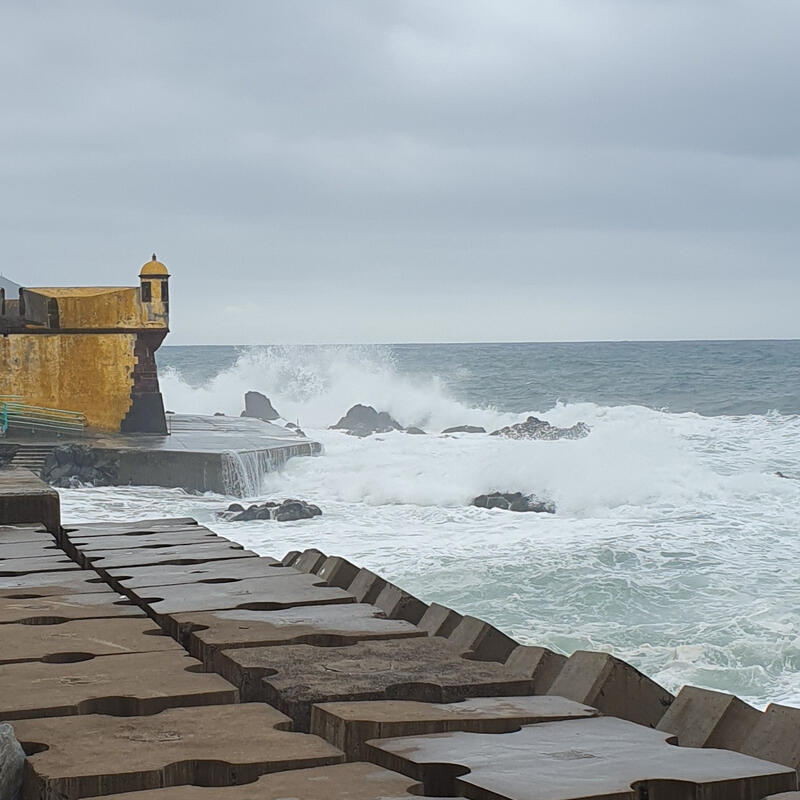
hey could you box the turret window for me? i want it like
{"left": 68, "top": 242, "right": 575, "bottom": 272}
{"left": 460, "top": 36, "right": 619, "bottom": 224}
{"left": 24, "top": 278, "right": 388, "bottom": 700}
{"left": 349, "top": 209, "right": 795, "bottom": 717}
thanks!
{"left": 141, "top": 281, "right": 152, "bottom": 302}
{"left": 161, "top": 280, "right": 169, "bottom": 301}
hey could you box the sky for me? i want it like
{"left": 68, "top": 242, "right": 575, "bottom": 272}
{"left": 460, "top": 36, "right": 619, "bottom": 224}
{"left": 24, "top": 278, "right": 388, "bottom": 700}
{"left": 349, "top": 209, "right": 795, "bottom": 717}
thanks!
{"left": 2, "top": 1, "right": 798, "bottom": 344}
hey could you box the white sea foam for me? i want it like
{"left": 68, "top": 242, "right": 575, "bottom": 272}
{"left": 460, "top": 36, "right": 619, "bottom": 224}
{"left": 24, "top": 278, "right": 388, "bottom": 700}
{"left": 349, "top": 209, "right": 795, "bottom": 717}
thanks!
{"left": 60, "top": 345, "right": 800, "bottom": 708}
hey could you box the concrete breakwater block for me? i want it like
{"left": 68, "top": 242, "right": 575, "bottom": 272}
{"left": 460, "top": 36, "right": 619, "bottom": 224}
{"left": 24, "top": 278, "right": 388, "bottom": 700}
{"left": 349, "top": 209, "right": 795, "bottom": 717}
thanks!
{"left": 447, "top": 615, "right": 518, "bottom": 662}
{"left": 418, "top": 602, "right": 463, "bottom": 637}
{"left": 171, "top": 604, "right": 426, "bottom": 666}
{"left": 374, "top": 583, "right": 428, "bottom": 625}
{"left": 348, "top": 568, "right": 388, "bottom": 605}
{"left": 316, "top": 556, "right": 359, "bottom": 589}
{"left": 86, "top": 540, "right": 258, "bottom": 573}
{"left": 0, "top": 467, "right": 60, "bottom": 534}
{"left": 546, "top": 650, "right": 674, "bottom": 727}
{"left": 657, "top": 685, "right": 763, "bottom": 751}
{"left": 0, "top": 538, "right": 63, "bottom": 559}
{"left": 66, "top": 762, "right": 420, "bottom": 800}
{"left": 127, "top": 573, "right": 356, "bottom": 637}
{"left": 365, "top": 717, "right": 797, "bottom": 799}
{"left": 0, "top": 569, "right": 110, "bottom": 598}
{"left": 13, "top": 703, "right": 343, "bottom": 800}
{"left": 0, "top": 617, "right": 181, "bottom": 664}
{"left": 741, "top": 703, "right": 800, "bottom": 772}
{"left": 0, "top": 554, "right": 77, "bottom": 576}
{"left": 0, "top": 591, "right": 142, "bottom": 624}
{"left": 505, "top": 645, "right": 567, "bottom": 693}
{"left": 293, "top": 548, "right": 327, "bottom": 573}
{"left": 0, "top": 650, "right": 238, "bottom": 720}
{"left": 311, "top": 695, "right": 598, "bottom": 760}
{"left": 214, "top": 637, "right": 535, "bottom": 731}
{"left": 0, "top": 524, "right": 56, "bottom": 544}
{"left": 58, "top": 517, "right": 200, "bottom": 539}
{"left": 105, "top": 554, "right": 291, "bottom": 591}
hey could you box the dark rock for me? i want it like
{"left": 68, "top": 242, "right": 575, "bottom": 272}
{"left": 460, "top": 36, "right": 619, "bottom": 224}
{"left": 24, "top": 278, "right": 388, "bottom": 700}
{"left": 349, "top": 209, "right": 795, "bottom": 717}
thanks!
{"left": 473, "top": 492, "right": 555, "bottom": 514}
{"left": 285, "top": 422, "right": 298, "bottom": 429}
{"left": 214, "top": 412, "right": 225, "bottom": 416}
{"left": 442, "top": 425, "right": 486, "bottom": 434}
{"left": 41, "top": 445, "right": 118, "bottom": 487}
{"left": 490, "top": 416, "right": 590, "bottom": 441}
{"left": 241, "top": 391, "right": 280, "bottom": 422}
{"left": 405, "top": 426, "right": 427, "bottom": 435}
{"left": 219, "top": 498, "right": 323, "bottom": 522}
{"left": 331, "top": 404, "right": 402, "bottom": 437}
{"left": 776, "top": 471, "right": 799, "bottom": 480}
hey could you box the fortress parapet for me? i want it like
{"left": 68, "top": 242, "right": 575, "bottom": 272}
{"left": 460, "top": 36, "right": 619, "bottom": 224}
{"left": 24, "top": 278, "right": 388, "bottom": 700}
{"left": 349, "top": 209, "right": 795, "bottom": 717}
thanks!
{"left": 0, "top": 256, "right": 171, "bottom": 433}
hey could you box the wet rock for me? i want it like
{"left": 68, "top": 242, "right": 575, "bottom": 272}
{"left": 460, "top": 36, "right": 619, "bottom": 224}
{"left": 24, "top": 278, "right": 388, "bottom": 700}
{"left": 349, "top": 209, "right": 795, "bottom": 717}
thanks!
{"left": 490, "top": 416, "right": 590, "bottom": 441}
{"left": 405, "top": 426, "right": 427, "bottom": 435}
{"left": 42, "top": 445, "right": 119, "bottom": 487}
{"left": 442, "top": 425, "right": 486, "bottom": 434}
{"left": 776, "top": 471, "right": 799, "bottom": 480}
{"left": 241, "top": 391, "right": 280, "bottom": 422}
{"left": 214, "top": 411, "right": 225, "bottom": 416}
{"left": 219, "top": 498, "right": 322, "bottom": 522}
{"left": 331, "top": 404, "right": 402, "bottom": 437}
{"left": 473, "top": 492, "right": 555, "bottom": 514}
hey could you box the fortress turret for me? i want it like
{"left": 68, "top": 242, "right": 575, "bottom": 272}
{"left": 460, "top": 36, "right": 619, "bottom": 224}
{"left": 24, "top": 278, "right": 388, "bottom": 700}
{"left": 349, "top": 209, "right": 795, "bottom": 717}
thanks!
{"left": 139, "top": 254, "right": 170, "bottom": 325}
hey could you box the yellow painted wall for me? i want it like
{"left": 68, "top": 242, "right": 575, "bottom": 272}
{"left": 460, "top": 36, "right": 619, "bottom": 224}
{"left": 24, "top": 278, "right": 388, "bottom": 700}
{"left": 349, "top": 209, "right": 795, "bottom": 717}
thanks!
{"left": 0, "top": 333, "right": 137, "bottom": 431}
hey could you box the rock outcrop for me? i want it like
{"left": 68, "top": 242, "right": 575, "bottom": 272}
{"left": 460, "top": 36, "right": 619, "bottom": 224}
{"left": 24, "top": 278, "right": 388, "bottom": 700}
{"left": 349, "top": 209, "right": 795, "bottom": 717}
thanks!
{"left": 490, "top": 416, "right": 589, "bottom": 440}
{"left": 473, "top": 492, "right": 555, "bottom": 514}
{"left": 442, "top": 425, "right": 486, "bottom": 434}
{"left": 241, "top": 391, "right": 280, "bottom": 422}
{"left": 331, "top": 405, "right": 402, "bottom": 437}
{"left": 220, "top": 499, "right": 322, "bottom": 522}
{"left": 42, "top": 445, "right": 119, "bottom": 487}
{"left": 405, "top": 426, "right": 427, "bottom": 435}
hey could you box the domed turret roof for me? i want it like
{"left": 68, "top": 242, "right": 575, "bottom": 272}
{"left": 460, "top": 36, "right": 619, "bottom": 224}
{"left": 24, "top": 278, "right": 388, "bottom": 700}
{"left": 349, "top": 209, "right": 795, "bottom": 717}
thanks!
{"left": 140, "top": 254, "right": 169, "bottom": 277}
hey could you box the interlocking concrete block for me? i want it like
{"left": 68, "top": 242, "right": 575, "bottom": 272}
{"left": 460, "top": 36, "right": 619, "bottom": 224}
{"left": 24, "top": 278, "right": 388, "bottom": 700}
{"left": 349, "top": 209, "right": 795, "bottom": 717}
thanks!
{"left": 657, "top": 685, "right": 762, "bottom": 751}
{"left": 418, "top": 603, "right": 463, "bottom": 637}
{"left": 0, "top": 591, "right": 142, "bottom": 624}
{"left": 741, "top": 703, "right": 800, "bottom": 772}
{"left": 763, "top": 794, "right": 800, "bottom": 799}
{"left": 348, "top": 568, "right": 387, "bottom": 604}
{"left": 0, "top": 617, "right": 180, "bottom": 664}
{"left": 366, "top": 717, "right": 797, "bottom": 799}
{"left": 128, "top": 573, "right": 356, "bottom": 638}
{"left": 65, "top": 762, "right": 417, "bottom": 800}
{"left": 0, "top": 524, "right": 55, "bottom": 544}
{"left": 547, "top": 650, "right": 674, "bottom": 727}
{"left": 105, "top": 555, "right": 291, "bottom": 591}
{"left": 0, "top": 540, "right": 66, "bottom": 561}
{"left": 374, "top": 583, "right": 428, "bottom": 625}
{"left": 0, "top": 468, "right": 60, "bottom": 534}
{"left": 172, "top": 604, "right": 425, "bottom": 666}
{"left": 215, "top": 637, "right": 535, "bottom": 731}
{"left": 505, "top": 645, "right": 567, "bottom": 693}
{"left": 316, "top": 556, "right": 359, "bottom": 589}
{"left": 0, "top": 650, "right": 238, "bottom": 720}
{"left": 13, "top": 703, "right": 343, "bottom": 799}
{"left": 59, "top": 517, "right": 200, "bottom": 539}
{"left": 294, "top": 548, "right": 327, "bottom": 573}
{"left": 0, "top": 570, "right": 109, "bottom": 598}
{"left": 311, "top": 695, "right": 597, "bottom": 760}
{"left": 281, "top": 550, "right": 300, "bottom": 566}
{"left": 86, "top": 540, "right": 258, "bottom": 574}
{"left": 447, "top": 615, "right": 518, "bottom": 663}
{"left": 0, "top": 555, "right": 77, "bottom": 577}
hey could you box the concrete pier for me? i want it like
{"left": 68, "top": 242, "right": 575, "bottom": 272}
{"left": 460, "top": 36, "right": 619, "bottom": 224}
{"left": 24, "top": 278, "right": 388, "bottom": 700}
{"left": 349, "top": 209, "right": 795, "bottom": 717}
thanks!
{"left": 1, "top": 509, "right": 799, "bottom": 797}
{"left": 0, "top": 468, "right": 60, "bottom": 534}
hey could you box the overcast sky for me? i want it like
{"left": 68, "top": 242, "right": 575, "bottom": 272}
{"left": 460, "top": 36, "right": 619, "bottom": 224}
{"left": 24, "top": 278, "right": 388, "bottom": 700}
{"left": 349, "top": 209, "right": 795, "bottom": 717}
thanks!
{"left": 2, "top": 1, "right": 798, "bottom": 344}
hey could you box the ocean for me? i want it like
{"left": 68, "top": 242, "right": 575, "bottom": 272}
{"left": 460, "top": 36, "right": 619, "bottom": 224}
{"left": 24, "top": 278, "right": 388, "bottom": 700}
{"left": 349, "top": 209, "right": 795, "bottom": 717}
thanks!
{"left": 58, "top": 340, "right": 800, "bottom": 707}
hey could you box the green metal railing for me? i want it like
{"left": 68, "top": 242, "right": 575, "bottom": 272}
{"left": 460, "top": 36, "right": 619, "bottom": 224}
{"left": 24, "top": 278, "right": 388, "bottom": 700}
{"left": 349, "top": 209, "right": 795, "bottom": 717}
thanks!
{"left": 0, "top": 396, "right": 87, "bottom": 437}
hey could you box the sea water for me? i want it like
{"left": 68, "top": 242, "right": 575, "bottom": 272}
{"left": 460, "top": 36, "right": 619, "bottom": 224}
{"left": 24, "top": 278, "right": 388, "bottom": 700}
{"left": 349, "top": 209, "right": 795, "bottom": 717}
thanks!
{"left": 57, "top": 341, "right": 800, "bottom": 707}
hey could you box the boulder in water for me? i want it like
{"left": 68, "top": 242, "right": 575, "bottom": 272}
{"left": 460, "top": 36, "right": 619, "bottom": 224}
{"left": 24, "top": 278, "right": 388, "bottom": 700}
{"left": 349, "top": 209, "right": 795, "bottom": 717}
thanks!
{"left": 490, "top": 416, "right": 589, "bottom": 441}
{"left": 473, "top": 492, "right": 555, "bottom": 514}
{"left": 442, "top": 425, "right": 486, "bottom": 434}
{"left": 241, "top": 391, "right": 280, "bottom": 422}
{"left": 405, "top": 426, "right": 427, "bottom": 435}
{"left": 331, "top": 404, "right": 402, "bottom": 437}
{"left": 219, "top": 498, "right": 322, "bottom": 522}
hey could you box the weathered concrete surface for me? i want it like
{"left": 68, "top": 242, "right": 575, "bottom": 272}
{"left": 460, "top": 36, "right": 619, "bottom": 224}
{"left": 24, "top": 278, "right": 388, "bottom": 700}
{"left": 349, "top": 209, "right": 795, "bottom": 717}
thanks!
{"left": 0, "top": 524, "right": 54, "bottom": 544}
{"left": 0, "top": 650, "right": 237, "bottom": 720}
{"left": 447, "top": 615, "right": 518, "bottom": 662}
{"left": 741, "top": 703, "right": 800, "bottom": 772}
{"left": 0, "top": 468, "right": 60, "bottom": 534}
{"left": 13, "top": 703, "right": 343, "bottom": 799}
{"left": 505, "top": 645, "right": 567, "bottom": 693}
{"left": 0, "top": 617, "right": 180, "bottom": 664}
{"left": 0, "top": 554, "right": 81, "bottom": 576}
{"left": 0, "top": 538, "right": 64, "bottom": 559}
{"left": 59, "top": 517, "right": 200, "bottom": 537}
{"left": 86, "top": 540, "right": 258, "bottom": 573}
{"left": 316, "top": 556, "right": 359, "bottom": 589}
{"left": 657, "top": 685, "right": 762, "bottom": 751}
{"left": 348, "top": 568, "right": 387, "bottom": 604}
{"left": 128, "top": 573, "right": 356, "bottom": 637}
{"left": 105, "top": 554, "right": 291, "bottom": 591}
{"left": 374, "top": 583, "right": 428, "bottom": 625}
{"left": 215, "top": 637, "right": 535, "bottom": 731}
{"left": 311, "top": 696, "right": 598, "bottom": 760}
{"left": 547, "top": 650, "right": 674, "bottom": 727}
{"left": 0, "top": 569, "right": 109, "bottom": 597}
{"left": 0, "top": 591, "right": 142, "bottom": 624}
{"left": 366, "top": 717, "right": 797, "bottom": 799}
{"left": 171, "top": 604, "right": 426, "bottom": 666}
{"left": 63, "top": 763, "right": 418, "bottom": 800}
{"left": 418, "top": 602, "right": 463, "bottom": 637}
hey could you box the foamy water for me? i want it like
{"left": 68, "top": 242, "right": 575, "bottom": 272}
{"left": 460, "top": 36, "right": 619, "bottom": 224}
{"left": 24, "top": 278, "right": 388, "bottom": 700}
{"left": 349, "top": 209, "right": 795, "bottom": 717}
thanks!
{"left": 58, "top": 343, "right": 800, "bottom": 708}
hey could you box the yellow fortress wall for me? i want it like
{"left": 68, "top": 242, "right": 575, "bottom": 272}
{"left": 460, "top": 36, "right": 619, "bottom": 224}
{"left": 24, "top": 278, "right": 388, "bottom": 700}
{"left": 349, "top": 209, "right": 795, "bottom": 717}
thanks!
{"left": 0, "top": 256, "right": 170, "bottom": 433}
